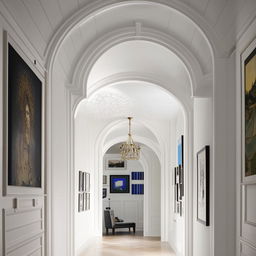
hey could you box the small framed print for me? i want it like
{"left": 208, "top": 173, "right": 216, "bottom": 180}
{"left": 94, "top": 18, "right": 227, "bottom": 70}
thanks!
{"left": 106, "top": 158, "right": 127, "bottom": 170}
{"left": 197, "top": 146, "right": 210, "bottom": 226}
{"left": 103, "top": 175, "right": 107, "bottom": 185}
{"left": 82, "top": 172, "right": 86, "bottom": 191}
{"left": 78, "top": 171, "right": 83, "bottom": 192}
{"left": 177, "top": 135, "right": 184, "bottom": 167}
{"left": 86, "top": 193, "right": 90, "bottom": 210}
{"left": 103, "top": 188, "right": 107, "bottom": 198}
{"left": 78, "top": 193, "right": 83, "bottom": 212}
{"left": 85, "top": 172, "right": 90, "bottom": 192}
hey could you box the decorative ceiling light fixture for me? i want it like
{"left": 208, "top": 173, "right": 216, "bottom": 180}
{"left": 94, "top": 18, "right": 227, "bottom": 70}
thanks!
{"left": 120, "top": 117, "right": 140, "bottom": 160}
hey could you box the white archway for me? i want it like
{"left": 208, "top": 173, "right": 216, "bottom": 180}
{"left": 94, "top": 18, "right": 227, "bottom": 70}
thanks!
{"left": 100, "top": 139, "right": 161, "bottom": 238}
{"left": 45, "top": 2, "right": 218, "bottom": 256}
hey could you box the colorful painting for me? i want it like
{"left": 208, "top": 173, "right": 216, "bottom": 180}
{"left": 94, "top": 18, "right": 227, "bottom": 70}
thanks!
{"left": 197, "top": 146, "right": 210, "bottom": 226}
{"left": 132, "top": 184, "right": 144, "bottom": 194}
{"left": 244, "top": 47, "right": 256, "bottom": 177}
{"left": 177, "top": 135, "right": 184, "bottom": 167}
{"left": 7, "top": 42, "right": 42, "bottom": 188}
{"left": 110, "top": 175, "right": 130, "bottom": 193}
{"left": 131, "top": 172, "right": 144, "bottom": 180}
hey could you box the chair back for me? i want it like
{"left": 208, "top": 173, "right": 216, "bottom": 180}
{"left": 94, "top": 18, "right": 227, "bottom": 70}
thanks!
{"left": 104, "top": 210, "right": 115, "bottom": 228}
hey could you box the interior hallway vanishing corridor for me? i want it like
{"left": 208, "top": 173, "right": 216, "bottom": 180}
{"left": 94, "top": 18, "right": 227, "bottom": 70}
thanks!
{"left": 79, "top": 233, "right": 175, "bottom": 256}
{"left": 1, "top": 1, "right": 256, "bottom": 256}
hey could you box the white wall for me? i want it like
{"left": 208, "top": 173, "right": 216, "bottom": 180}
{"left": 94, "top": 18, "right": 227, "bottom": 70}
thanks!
{"left": 0, "top": 13, "right": 46, "bottom": 256}
{"left": 74, "top": 109, "right": 96, "bottom": 254}
{"left": 102, "top": 150, "right": 161, "bottom": 237}
{"left": 168, "top": 110, "right": 185, "bottom": 256}
{"left": 103, "top": 154, "right": 144, "bottom": 231}
{"left": 193, "top": 98, "right": 213, "bottom": 256}
{"left": 140, "top": 148, "right": 161, "bottom": 237}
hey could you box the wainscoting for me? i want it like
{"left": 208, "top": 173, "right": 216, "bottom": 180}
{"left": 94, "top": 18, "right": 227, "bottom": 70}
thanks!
{"left": 3, "top": 198, "right": 44, "bottom": 256}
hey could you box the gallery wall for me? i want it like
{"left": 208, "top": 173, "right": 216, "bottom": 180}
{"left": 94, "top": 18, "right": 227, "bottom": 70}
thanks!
{"left": 74, "top": 110, "right": 96, "bottom": 254}
{"left": 168, "top": 110, "right": 185, "bottom": 256}
{"left": 103, "top": 154, "right": 144, "bottom": 232}
{"left": 1, "top": 2, "right": 255, "bottom": 256}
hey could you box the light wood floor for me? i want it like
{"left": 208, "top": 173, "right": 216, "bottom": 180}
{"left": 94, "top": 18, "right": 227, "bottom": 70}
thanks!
{"left": 79, "top": 232, "right": 175, "bottom": 256}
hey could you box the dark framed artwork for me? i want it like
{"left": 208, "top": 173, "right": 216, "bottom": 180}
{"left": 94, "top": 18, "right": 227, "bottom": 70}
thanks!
{"left": 106, "top": 158, "right": 127, "bottom": 170}
{"left": 3, "top": 31, "right": 44, "bottom": 195}
{"left": 242, "top": 39, "right": 256, "bottom": 182}
{"left": 103, "top": 188, "right": 107, "bottom": 198}
{"left": 197, "top": 146, "right": 210, "bottom": 226}
{"left": 79, "top": 171, "right": 83, "bottom": 192}
{"left": 131, "top": 172, "right": 144, "bottom": 180}
{"left": 110, "top": 175, "right": 130, "bottom": 193}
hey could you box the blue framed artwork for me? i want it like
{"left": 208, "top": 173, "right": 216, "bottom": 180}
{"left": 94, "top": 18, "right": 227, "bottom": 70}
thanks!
{"left": 132, "top": 184, "right": 144, "bottom": 194}
{"left": 110, "top": 175, "right": 130, "bottom": 193}
{"left": 131, "top": 172, "right": 144, "bottom": 180}
{"left": 178, "top": 135, "right": 184, "bottom": 167}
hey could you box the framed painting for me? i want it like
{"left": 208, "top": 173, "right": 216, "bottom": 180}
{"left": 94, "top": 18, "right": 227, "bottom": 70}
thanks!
{"left": 197, "top": 146, "right": 210, "bottom": 226}
{"left": 78, "top": 193, "right": 83, "bottom": 212}
{"left": 110, "top": 175, "right": 130, "bottom": 193}
{"left": 106, "top": 158, "right": 127, "bottom": 170}
{"left": 85, "top": 172, "right": 90, "bottom": 192}
{"left": 242, "top": 38, "right": 256, "bottom": 182}
{"left": 79, "top": 171, "right": 83, "bottom": 192}
{"left": 86, "top": 193, "right": 90, "bottom": 210}
{"left": 3, "top": 31, "right": 45, "bottom": 195}
{"left": 177, "top": 135, "right": 184, "bottom": 167}
{"left": 103, "top": 188, "right": 107, "bottom": 198}
{"left": 103, "top": 175, "right": 107, "bottom": 185}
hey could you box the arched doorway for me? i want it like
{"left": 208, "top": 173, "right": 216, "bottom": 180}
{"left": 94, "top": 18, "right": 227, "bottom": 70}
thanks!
{"left": 45, "top": 2, "right": 215, "bottom": 256}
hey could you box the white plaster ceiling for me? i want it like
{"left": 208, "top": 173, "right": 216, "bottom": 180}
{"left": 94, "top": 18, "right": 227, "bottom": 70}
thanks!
{"left": 78, "top": 81, "right": 182, "bottom": 121}
{"left": 55, "top": 2, "right": 213, "bottom": 85}
{"left": 2, "top": 0, "right": 256, "bottom": 99}
{"left": 106, "top": 143, "right": 124, "bottom": 154}
{"left": 87, "top": 40, "right": 190, "bottom": 94}
{"left": 2, "top": 0, "right": 255, "bottom": 63}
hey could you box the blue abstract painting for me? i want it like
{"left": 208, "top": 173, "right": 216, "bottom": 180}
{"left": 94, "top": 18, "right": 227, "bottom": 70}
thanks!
{"left": 110, "top": 175, "right": 130, "bottom": 193}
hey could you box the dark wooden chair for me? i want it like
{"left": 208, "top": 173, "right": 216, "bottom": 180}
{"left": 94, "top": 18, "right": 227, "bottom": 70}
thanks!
{"left": 104, "top": 210, "right": 136, "bottom": 235}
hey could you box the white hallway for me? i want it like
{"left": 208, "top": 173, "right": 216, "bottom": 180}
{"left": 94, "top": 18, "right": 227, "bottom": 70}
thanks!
{"left": 0, "top": 1, "right": 256, "bottom": 256}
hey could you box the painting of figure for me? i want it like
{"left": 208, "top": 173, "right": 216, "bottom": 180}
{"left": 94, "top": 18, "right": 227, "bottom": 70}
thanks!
{"left": 7, "top": 43, "right": 42, "bottom": 188}
{"left": 244, "top": 47, "right": 256, "bottom": 177}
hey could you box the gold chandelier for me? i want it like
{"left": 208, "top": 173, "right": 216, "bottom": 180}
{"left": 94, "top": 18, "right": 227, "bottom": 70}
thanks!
{"left": 120, "top": 117, "right": 140, "bottom": 160}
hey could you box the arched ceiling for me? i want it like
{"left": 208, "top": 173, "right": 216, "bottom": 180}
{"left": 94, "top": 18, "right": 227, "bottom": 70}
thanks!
{"left": 88, "top": 40, "right": 191, "bottom": 96}
{"left": 77, "top": 81, "right": 182, "bottom": 122}
{"left": 3, "top": 0, "right": 256, "bottom": 99}
{"left": 52, "top": 1, "right": 212, "bottom": 91}
{"left": 1, "top": 0, "right": 255, "bottom": 62}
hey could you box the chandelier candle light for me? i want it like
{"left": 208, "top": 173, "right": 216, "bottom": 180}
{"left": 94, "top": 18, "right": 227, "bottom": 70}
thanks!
{"left": 120, "top": 117, "right": 141, "bottom": 160}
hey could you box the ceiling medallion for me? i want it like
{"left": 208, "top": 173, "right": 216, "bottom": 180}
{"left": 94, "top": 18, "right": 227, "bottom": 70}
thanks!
{"left": 120, "top": 117, "right": 140, "bottom": 160}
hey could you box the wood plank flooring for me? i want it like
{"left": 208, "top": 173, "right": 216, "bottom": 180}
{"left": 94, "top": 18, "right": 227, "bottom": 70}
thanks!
{"left": 79, "top": 232, "right": 175, "bottom": 256}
